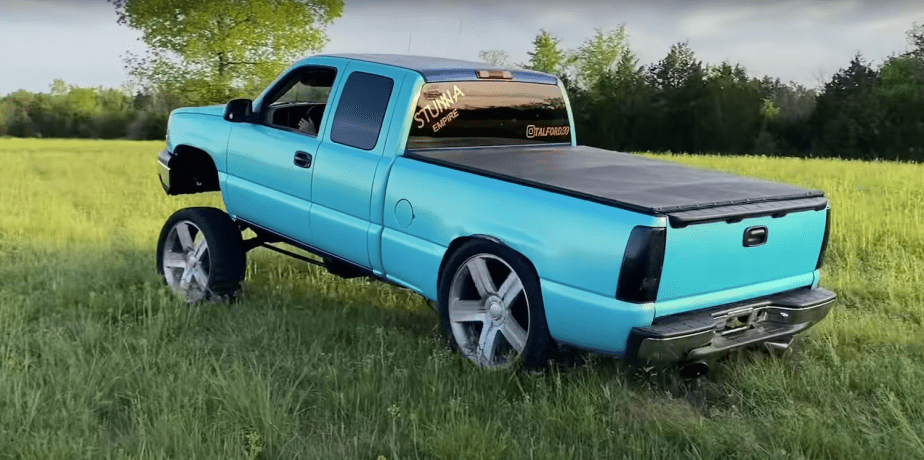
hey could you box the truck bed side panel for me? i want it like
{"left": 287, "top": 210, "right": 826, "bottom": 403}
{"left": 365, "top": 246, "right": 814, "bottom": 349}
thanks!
{"left": 383, "top": 156, "right": 662, "bottom": 296}
{"left": 381, "top": 157, "right": 661, "bottom": 348}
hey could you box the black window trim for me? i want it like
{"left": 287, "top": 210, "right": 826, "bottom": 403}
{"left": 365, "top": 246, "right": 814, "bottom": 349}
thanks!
{"left": 405, "top": 80, "right": 571, "bottom": 149}
{"left": 257, "top": 64, "right": 339, "bottom": 138}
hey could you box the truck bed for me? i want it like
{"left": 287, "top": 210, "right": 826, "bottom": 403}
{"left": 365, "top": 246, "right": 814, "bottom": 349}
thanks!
{"left": 405, "top": 145, "right": 827, "bottom": 226}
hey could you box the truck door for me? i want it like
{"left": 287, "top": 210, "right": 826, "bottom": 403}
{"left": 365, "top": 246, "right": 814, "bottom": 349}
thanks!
{"left": 224, "top": 63, "right": 342, "bottom": 245}
{"left": 309, "top": 63, "right": 404, "bottom": 268}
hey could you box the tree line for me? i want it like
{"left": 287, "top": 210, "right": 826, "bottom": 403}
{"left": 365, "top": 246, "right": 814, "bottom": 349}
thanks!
{"left": 0, "top": 80, "right": 171, "bottom": 140}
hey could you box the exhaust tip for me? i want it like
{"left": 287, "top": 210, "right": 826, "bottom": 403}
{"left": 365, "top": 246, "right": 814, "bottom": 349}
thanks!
{"left": 764, "top": 337, "right": 794, "bottom": 355}
{"left": 679, "top": 361, "right": 709, "bottom": 379}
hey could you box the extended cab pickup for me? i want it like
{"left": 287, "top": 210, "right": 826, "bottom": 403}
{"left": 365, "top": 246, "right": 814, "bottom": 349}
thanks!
{"left": 156, "top": 54, "right": 835, "bottom": 371}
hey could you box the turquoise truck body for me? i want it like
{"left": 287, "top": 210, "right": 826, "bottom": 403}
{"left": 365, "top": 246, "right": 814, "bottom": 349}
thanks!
{"left": 158, "top": 54, "right": 834, "bottom": 362}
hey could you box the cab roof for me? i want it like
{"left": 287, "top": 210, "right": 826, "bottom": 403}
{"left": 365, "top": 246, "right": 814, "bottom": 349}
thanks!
{"left": 317, "top": 53, "right": 559, "bottom": 84}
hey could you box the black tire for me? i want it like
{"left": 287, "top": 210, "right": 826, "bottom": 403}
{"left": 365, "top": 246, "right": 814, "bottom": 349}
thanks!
{"left": 438, "top": 240, "right": 556, "bottom": 370}
{"left": 156, "top": 207, "right": 246, "bottom": 302}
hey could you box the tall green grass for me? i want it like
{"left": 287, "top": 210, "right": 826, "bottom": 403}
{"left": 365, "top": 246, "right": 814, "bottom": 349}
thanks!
{"left": 1, "top": 139, "right": 922, "bottom": 459}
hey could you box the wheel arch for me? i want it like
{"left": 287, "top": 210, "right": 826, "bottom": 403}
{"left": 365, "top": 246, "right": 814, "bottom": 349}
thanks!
{"left": 436, "top": 234, "right": 541, "bottom": 293}
{"left": 168, "top": 144, "right": 221, "bottom": 194}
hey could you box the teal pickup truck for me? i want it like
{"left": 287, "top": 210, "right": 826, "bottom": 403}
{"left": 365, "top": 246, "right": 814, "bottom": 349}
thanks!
{"left": 156, "top": 54, "right": 835, "bottom": 373}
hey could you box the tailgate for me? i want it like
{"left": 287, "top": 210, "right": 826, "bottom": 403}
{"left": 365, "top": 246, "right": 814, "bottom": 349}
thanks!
{"left": 655, "top": 206, "right": 828, "bottom": 318}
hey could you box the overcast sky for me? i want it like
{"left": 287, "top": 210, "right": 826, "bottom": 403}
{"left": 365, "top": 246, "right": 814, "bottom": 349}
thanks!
{"left": 0, "top": 0, "right": 920, "bottom": 95}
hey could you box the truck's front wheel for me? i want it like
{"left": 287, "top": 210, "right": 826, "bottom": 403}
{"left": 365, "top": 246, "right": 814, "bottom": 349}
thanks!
{"left": 156, "top": 207, "right": 246, "bottom": 302}
{"left": 438, "top": 241, "right": 555, "bottom": 370}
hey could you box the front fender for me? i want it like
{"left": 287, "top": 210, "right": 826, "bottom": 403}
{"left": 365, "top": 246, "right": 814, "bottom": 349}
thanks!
{"left": 160, "top": 110, "right": 232, "bottom": 195}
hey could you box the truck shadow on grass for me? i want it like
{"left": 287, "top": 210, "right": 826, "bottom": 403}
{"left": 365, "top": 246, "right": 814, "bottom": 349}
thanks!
{"left": 555, "top": 341, "right": 810, "bottom": 415}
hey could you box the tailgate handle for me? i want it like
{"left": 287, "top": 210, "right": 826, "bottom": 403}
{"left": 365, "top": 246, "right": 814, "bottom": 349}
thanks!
{"left": 743, "top": 226, "right": 768, "bottom": 247}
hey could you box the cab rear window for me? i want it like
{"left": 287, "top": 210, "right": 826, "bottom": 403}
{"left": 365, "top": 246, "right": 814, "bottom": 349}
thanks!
{"left": 406, "top": 81, "right": 571, "bottom": 149}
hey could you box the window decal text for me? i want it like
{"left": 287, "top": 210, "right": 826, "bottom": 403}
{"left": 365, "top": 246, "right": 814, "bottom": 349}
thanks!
{"left": 414, "top": 85, "right": 466, "bottom": 129}
{"left": 526, "top": 125, "right": 570, "bottom": 138}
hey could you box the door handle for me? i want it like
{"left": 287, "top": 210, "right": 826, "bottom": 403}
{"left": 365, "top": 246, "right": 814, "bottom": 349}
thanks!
{"left": 293, "top": 151, "right": 312, "bottom": 168}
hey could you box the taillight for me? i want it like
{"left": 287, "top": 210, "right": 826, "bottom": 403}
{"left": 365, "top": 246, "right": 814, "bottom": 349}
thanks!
{"left": 616, "top": 226, "right": 666, "bottom": 303}
{"left": 816, "top": 208, "right": 831, "bottom": 269}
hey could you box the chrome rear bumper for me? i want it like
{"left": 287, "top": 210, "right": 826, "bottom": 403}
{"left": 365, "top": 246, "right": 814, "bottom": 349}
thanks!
{"left": 627, "top": 287, "right": 835, "bottom": 365}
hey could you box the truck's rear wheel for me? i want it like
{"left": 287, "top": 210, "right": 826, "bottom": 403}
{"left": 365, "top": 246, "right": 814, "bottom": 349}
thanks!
{"left": 156, "top": 207, "right": 246, "bottom": 302}
{"left": 438, "top": 241, "right": 555, "bottom": 369}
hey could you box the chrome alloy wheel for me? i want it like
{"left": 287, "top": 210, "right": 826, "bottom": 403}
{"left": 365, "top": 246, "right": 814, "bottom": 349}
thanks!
{"left": 161, "top": 220, "right": 211, "bottom": 302}
{"left": 447, "top": 254, "right": 530, "bottom": 368}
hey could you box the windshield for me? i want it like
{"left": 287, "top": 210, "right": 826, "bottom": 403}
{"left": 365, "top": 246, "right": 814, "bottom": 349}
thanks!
{"left": 407, "top": 81, "right": 571, "bottom": 149}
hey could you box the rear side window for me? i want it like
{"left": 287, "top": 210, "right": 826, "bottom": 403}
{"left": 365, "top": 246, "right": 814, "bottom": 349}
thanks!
{"left": 330, "top": 72, "right": 394, "bottom": 151}
{"left": 407, "top": 81, "right": 571, "bottom": 149}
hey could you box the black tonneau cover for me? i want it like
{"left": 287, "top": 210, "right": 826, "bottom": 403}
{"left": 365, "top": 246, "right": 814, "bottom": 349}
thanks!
{"left": 405, "top": 145, "right": 827, "bottom": 227}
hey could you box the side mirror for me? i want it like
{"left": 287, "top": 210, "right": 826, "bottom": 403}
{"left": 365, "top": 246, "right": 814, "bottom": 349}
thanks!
{"left": 224, "top": 99, "right": 253, "bottom": 122}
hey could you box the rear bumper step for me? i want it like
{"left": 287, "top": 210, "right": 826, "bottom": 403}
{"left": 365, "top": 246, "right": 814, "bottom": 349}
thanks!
{"left": 627, "top": 287, "right": 836, "bottom": 365}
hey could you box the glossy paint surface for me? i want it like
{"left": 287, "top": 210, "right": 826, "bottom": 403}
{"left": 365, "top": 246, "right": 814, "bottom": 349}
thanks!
{"left": 165, "top": 110, "right": 231, "bottom": 175}
{"left": 656, "top": 209, "right": 827, "bottom": 317}
{"left": 224, "top": 124, "right": 320, "bottom": 245}
{"left": 307, "top": 61, "right": 409, "bottom": 267}
{"left": 381, "top": 156, "right": 663, "bottom": 298}
{"left": 541, "top": 280, "right": 655, "bottom": 354}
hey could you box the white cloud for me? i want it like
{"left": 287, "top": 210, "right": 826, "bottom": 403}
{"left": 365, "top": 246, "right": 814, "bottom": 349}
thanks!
{"left": 725, "top": 39, "right": 839, "bottom": 84}
{"left": 680, "top": 10, "right": 754, "bottom": 38}
{"left": 677, "top": 0, "right": 866, "bottom": 40}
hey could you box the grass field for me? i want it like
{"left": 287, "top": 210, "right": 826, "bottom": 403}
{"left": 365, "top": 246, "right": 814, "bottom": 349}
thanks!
{"left": 1, "top": 138, "right": 923, "bottom": 459}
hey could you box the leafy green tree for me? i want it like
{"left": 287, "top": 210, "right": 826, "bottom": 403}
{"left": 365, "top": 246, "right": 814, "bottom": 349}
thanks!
{"left": 642, "top": 42, "right": 705, "bottom": 153}
{"left": 98, "top": 88, "right": 133, "bottom": 114}
{"left": 759, "top": 78, "right": 816, "bottom": 124}
{"left": 812, "top": 54, "right": 883, "bottom": 159}
{"left": 877, "top": 54, "right": 924, "bottom": 160}
{"left": 0, "top": 98, "right": 11, "bottom": 136}
{"left": 526, "top": 30, "right": 567, "bottom": 76}
{"left": 40, "top": 80, "right": 102, "bottom": 137}
{"left": 908, "top": 21, "right": 924, "bottom": 58}
{"left": 569, "top": 70, "right": 652, "bottom": 151}
{"left": 572, "top": 27, "right": 639, "bottom": 91}
{"left": 561, "top": 27, "right": 649, "bottom": 150}
{"left": 757, "top": 77, "right": 817, "bottom": 155}
{"left": 753, "top": 97, "right": 781, "bottom": 154}
{"left": 697, "top": 62, "right": 763, "bottom": 154}
{"left": 109, "top": 0, "right": 344, "bottom": 106}
{"left": 705, "top": 62, "right": 749, "bottom": 87}
{"left": 3, "top": 90, "right": 38, "bottom": 137}
{"left": 879, "top": 55, "right": 924, "bottom": 101}
{"left": 647, "top": 41, "right": 702, "bottom": 90}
